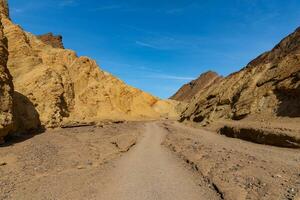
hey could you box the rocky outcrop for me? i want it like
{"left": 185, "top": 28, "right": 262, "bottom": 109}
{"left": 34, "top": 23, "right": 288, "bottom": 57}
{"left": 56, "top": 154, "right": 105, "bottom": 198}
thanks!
{"left": 13, "top": 91, "right": 41, "bottom": 133}
{"left": 0, "top": 0, "right": 9, "bottom": 18}
{"left": 0, "top": 7, "right": 178, "bottom": 129}
{"left": 170, "top": 71, "right": 221, "bottom": 102}
{"left": 37, "top": 33, "right": 64, "bottom": 49}
{"left": 219, "top": 125, "right": 300, "bottom": 148}
{"left": 0, "top": 16, "right": 14, "bottom": 143}
{"left": 181, "top": 27, "right": 300, "bottom": 124}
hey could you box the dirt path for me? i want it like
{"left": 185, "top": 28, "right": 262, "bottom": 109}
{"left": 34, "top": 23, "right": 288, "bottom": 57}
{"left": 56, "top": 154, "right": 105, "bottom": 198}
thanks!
{"left": 1, "top": 121, "right": 299, "bottom": 199}
{"left": 97, "top": 122, "right": 220, "bottom": 200}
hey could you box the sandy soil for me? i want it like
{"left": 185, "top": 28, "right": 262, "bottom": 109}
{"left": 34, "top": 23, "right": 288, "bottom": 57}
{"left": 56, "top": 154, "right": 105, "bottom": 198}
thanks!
{"left": 162, "top": 121, "right": 300, "bottom": 200}
{"left": 0, "top": 121, "right": 299, "bottom": 200}
{"left": 0, "top": 122, "right": 142, "bottom": 200}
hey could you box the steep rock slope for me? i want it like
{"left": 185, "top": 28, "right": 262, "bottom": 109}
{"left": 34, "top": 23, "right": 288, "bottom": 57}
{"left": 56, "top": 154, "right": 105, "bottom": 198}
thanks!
{"left": 37, "top": 33, "right": 64, "bottom": 49}
{"left": 170, "top": 71, "right": 221, "bottom": 102}
{"left": 181, "top": 27, "right": 300, "bottom": 124}
{"left": 0, "top": 14, "right": 13, "bottom": 143}
{"left": 1, "top": 3, "right": 178, "bottom": 128}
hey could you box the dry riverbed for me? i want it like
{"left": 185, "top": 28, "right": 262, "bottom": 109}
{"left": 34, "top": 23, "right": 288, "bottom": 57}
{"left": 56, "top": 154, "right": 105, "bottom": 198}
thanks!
{"left": 0, "top": 122, "right": 142, "bottom": 200}
{"left": 0, "top": 121, "right": 299, "bottom": 200}
{"left": 162, "top": 121, "right": 300, "bottom": 200}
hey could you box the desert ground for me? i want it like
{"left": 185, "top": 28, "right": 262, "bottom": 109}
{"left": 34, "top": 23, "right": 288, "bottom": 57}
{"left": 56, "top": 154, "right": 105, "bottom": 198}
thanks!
{"left": 1, "top": 121, "right": 299, "bottom": 200}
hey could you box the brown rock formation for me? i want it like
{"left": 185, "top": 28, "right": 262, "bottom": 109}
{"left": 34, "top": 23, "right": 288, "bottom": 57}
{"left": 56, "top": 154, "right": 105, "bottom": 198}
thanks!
{"left": 170, "top": 71, "right": 221, "bottom": 102}
{"left": 181, "top": 27, "right": 300, "bottom": 124}
{"left": 37, "top": 33, "right": 64, "bottom": 49}
{"left": 0, "top": 15, "right": 13, "bottom": 143}
{"left": 0, "top": 4, "right": 178, "bottom": 129}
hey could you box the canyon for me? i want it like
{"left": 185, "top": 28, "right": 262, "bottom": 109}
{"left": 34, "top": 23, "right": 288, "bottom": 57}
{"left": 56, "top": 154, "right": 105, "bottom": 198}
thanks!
{"left": 0, "top": 1, "right": 299, "bottom": 200}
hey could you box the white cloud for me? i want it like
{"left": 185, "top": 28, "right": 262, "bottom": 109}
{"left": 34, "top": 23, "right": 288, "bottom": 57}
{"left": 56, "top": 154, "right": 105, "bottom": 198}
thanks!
{"left": 146, "top": 74, "right": 195, "bottom": 81}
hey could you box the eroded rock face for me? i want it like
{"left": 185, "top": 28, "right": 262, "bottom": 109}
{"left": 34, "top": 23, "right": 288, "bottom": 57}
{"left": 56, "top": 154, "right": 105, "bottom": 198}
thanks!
{"left": 170, "top": 71, "right": 221, "bottom": 102}
{"left": 0, "top": 0, "right": 9, "bottom": 18}
{"left": 1, "top": 11, "right": 178, "bottom": 128}
{"left": 0, "top": 17, "right": 14, "bottom": 143}
{"left": 181, "top": 27, "right": 300, "bottom": 124}
{"left": 37, "top": 33, "right": 64, "bottom": 49}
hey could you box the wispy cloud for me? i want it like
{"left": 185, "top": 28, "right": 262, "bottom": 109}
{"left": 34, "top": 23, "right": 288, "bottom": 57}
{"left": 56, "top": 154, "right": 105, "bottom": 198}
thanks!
{"left": 90, "top": 4, "right": 139, "bottom": 12}
{"left": 127, "top": 25, "right": 204, "bottom": 51}
{"left": 100, "top": 59, "right": 162, "bottom": 75}
{"left": 146, "top": 74, "right": 195, "bottom": 81}
{"left": 135, "top": 36, "right": 203, "bottom": 51}
{"left": 11, "top": 0, "right": 78, "bottom": 15}
{"left": 160, "top": 2, "right": 199, "bottom": 15}
{"left": 91, "top": 4, "right": 122, "bottom": 11}
{"left": 11, "top": 8, "right": 25, "bottom": 14}
{"left": 165, "top": 8, "right": 184, "bottom": 14}
{"left": 135, "top": 41, "right": 161, "bottom": 49}
{"left": 59, "top": 0, "right": 78, "bottom": 7}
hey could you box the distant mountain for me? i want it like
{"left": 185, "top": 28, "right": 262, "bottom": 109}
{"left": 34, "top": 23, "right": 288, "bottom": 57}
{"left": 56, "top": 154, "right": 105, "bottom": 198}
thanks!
{"left": 170, "top": 71, "right": 222, "bottom": 102}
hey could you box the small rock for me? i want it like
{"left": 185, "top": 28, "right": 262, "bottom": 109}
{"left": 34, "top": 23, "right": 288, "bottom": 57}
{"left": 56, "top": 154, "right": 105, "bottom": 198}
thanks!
{"left": 0, "top": 162, "right": 7, "bottom": 166}
{"left": 77, "top": 165, "right": 85, "bottom": 169}
{"left": 274, "top": 174, "right": 282, "bottom": 178}
{"left": 87, "top": 161, "right": 93, "bottom": 166}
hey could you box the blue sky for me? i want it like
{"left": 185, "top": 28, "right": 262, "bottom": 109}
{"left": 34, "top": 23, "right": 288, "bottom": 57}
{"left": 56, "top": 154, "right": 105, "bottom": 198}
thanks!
{"left": 9, "top": 0, "right": 300, "bottom": 98}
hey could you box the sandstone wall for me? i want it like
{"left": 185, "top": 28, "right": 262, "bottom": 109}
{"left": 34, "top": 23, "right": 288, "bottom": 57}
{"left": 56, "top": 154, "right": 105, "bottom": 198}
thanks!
{"left": 0, "top": 16, "right": 14, "bottom": 143}
{"left": 1, "top": 11, "right": 178, "bottom": 128}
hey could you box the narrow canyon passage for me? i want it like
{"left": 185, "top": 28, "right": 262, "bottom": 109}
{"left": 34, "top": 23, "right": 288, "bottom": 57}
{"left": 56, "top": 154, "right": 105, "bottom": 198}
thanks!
{"left": 97, "top": 122, "right": 219, "bottom": 200}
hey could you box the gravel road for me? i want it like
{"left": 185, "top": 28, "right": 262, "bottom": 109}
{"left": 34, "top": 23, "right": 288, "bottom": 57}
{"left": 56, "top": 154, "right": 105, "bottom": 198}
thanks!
{"left": 97, "top": 122, "right": 220, "bottom": 200}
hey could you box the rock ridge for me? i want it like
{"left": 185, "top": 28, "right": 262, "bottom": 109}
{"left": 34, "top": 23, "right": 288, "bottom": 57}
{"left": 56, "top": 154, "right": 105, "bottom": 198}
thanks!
{"left": 170, "top": 71, "right": 221, "bottom": 102}
{"left": 0, "top": 1, "right": 179, "bottom": 133}
{"left": 181, "top": 27, "right": 300, "bottom": 124}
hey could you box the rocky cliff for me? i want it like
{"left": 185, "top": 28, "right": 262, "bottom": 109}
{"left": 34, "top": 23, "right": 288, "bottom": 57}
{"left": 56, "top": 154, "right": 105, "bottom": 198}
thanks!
{"left": 0, "top": 14, "right": 14, "bottom": 143}
{"left": 181, "top": 27, "right": 300, "bottom": 124}
{"left": 0, "top": 2, "right": 178, "bottom": 129}
{"left": 170, "top": 71, "right": 221, "bottom": 102}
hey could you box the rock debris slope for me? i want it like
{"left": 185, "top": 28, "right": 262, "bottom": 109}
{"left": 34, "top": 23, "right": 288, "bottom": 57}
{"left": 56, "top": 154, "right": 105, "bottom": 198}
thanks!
{"left": 181, "top": 27, "right": 300, "bottom": 124}
{"left": 0, "top": 1, "right": 178, "bottom": 130}
{"left": 170, "top": 71, "right": 221, "bottom": 102}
